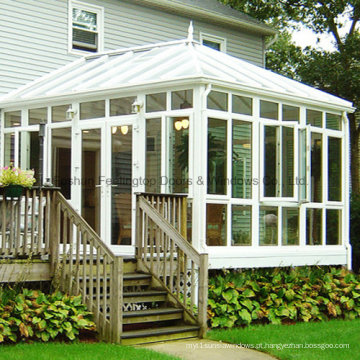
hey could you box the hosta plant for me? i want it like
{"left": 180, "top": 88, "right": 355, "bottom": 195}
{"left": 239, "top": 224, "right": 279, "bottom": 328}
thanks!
{"left": 0, "top": 287, "right": 96, "bottom": 343}
{"left": 208, "top": 266, "right": 360, "bottom": 328}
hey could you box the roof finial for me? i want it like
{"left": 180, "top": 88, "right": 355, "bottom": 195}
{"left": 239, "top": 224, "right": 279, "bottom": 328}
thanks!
{"left": 187, "top": 21, "right": 194, "bottom": 42}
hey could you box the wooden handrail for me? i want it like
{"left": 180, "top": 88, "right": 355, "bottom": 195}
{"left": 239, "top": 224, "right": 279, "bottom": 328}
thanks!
{"left": 0, "top": 187, "right": 57, "bottom": 258}
{"left": 138, "top": 197, "right": 199, "bottom": 263}
{"left": 51, "top": 191, "right": 123, "bottom": 343}
{"left": 136, "top": 194, "right": 208, "bottom": 336}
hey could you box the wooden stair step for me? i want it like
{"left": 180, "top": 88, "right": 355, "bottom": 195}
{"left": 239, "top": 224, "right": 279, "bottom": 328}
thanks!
{"left": 123, "top": 307, "right": 183, "bottom": 324}
{"left": 121, "top": 324, "right": 200, "bottom": 345}
{"left": 79, "top": 273, "right": 152, "bottom": 286}
{"left": 123, "top": 290, "right": 168, "bottom": 303}
{"left": 123, "top": 273, "right": 152, "bottom": 286}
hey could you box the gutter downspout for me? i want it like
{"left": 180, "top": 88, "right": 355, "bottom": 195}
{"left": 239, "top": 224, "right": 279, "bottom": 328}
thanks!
{"left": 344, "top": 111, "right": 352, "bottom": 270}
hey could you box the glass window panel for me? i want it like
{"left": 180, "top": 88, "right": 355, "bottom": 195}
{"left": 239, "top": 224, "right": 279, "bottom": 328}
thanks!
{"left": 19, "top": 132, "right": 40, "bottom": 185}
{"left": 282, "top": 105, "right": 299, "bottom": 122}
{"left": 146, "top": 92, "right": 166, "bottom": 112}
{"left": 232, "top": 120, "right": 252, "bottom": 198}
{"left": 282, "top": 208, "right": 299, "bottom": 245}
{"left": 29, "top": 108, "right": 47, "bottom": 125}
{"left": 206, "top": 203, "right": 227, "bottom": 246}
{"left": 52, "top": 105, "right": 71, "bottom": 122}
{"left": 203, "top": 39, "right": 221, "bottom": 51}
{"left": 52, "top": 128, "right": 72, "bottom": 199}
{"left": 259, "top": 206, "right": 278, "bottom": 246}
{"left": 171, "top": 89, "right": 193, "bottom": 110}
{"left": 4, "top": 133, "right": 15, "bottom": 165}
{"left": 307, "top": 109, "right": 322, "bottom": 127}
{"left": 110, "top": 96, "right": 136, "bottom": 116}
{"left": 207, "top": 118, "right": 227, "bottom": 195}
{"left": 264, "top": 126, "right": 277, "bottom": 197}
{"left": 73, "top": 8, "right": 97, "bottom": 31}
{"left": 328, "top": 137, "right": 342, "bottom": 201}
{"left": 82, "top": 129, "right": 101, "bottom": 235}
{"left": 5, "top": 111, "right": 21, "bottom": 127}
{"left": 146, "top": 118, "right": 161, "bottom": 193}
{"left": 260, "top": 100, "right": 278, "bottom": 120}
{"left": 282, "top": 127, "right": 294, "bottom": 197}
{"left": 80, "top": 100, "right": 105, "bottom": 119}
{"left": 232, "top": 205, "right": 251, "bottom": 246}
{"left": 207, "top": 91, "right": 228, "bottom": 111}
{"left": 326, "top": 113, "right": 342, "bottom": 131}
{"left": 326, "top": 209, "right": 341, "bottom": 245}
{"left": 306, "top": 208, "right": 322, "bottom": 245}
{"left": 299, "top": 129, "right": 307, "bottom": 200}
{"left": 232, "top": 95, "right": 252, "bottom": 115}
{"left": 311, "top": 133, "right": 322, "bottom": 202}
{"left": 111, "top": 126, "right": 132, "bottom": 245}
{"left": 168, "top": 117, "right": 189, "bottom": 193}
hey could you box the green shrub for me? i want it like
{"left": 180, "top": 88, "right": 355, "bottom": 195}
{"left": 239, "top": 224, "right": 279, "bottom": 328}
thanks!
{"left": 208, "top": 267, "right": 360, "bottom": 328}
{"left": 0, "top": 287, "right": 96, "bottom": 343}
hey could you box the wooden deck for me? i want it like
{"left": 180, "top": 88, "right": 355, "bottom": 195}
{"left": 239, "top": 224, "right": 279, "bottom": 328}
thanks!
{"left": 0, "top": 189, "right": 208, "bottom": 344}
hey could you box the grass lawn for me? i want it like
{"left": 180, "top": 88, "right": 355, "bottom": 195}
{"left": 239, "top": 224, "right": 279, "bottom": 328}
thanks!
{"left": 0, "top": 342, "right": 180, "bottom": 360}
{"left": 207, "top": 319, "right": 360, "bottom": 360}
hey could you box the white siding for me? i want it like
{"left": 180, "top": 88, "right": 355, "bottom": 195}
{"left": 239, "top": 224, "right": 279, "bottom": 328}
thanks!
{"left": 0, "top": 0, "right": 265, "bottom": 96}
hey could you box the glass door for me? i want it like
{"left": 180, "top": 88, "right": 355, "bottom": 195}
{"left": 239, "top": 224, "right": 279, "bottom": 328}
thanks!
{"left": 81, "top": 128, "right": 102, "bottom": 235}
{"left": 109, "top": 124, "right": 133, "bottom": 246}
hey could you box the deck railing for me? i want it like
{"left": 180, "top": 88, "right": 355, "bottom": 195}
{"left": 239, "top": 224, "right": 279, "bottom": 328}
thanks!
{"left": 51, "top": 191, "right": 122, "bottom": 343}
{"left": 0, "top": 188, "right": 53, "bottom": 257}
{"left": 0, "top": 188, "right": 122, "bottom": 342}
{"left": 136, "top": 194, "right": 208, "bottom": 336}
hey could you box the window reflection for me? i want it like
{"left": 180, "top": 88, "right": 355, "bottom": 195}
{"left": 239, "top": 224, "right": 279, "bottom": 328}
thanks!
{"left": 206, "top": 203, "right": 227, "bottom": 246}
{"left": 207, "top": 118, "right": 227, "bottom": 195}
{"left": 259, "top": 206, "right": 278, "bottom": 245}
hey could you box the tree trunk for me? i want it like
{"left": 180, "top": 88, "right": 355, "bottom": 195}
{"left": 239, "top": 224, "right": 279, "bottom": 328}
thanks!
{"left": 349, "top": 112, "right": 360, "bottom": 194}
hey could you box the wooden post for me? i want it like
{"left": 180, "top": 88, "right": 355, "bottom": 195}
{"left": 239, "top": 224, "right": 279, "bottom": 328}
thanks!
{"left": 135, "top": 196, "right": 142, "bottom": 261}
{"left": 179, "top": 197, "right": 188, "bottom": 272}
{"left": 181, "top": 197, "right": 187, "bottom": 240}
{"left": 198, "top": 253, "right": 208, "bottom": 338}
{"left": 49, "top": 192, "right": 59, "bottom": 275}
{"left": 110, "top": 256, "right": 123, "bottom": 344}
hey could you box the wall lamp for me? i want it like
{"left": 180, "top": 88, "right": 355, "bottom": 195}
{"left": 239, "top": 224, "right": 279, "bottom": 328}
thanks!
{"left": 131, "top": 99, "right": 143, "bottom": 114}
{"left": 66, "top": 105, "right": 77, "bottom": 120}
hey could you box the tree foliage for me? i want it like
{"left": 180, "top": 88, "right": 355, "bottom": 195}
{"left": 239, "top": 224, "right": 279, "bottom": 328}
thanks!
{"left": 220, "top": 0, "right": 360, "bottom": 192}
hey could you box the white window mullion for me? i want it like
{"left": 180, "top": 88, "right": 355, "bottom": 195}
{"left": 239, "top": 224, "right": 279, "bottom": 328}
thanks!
{"left": 161, "top": 115, "right": 167, "bottom": 194}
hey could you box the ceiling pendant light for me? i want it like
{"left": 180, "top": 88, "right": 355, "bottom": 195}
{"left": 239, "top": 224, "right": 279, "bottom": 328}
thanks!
{"left": 181, "top": 119, "right": 189, "bottom": 129}
{"left": 120, "top": 125, "right": 129, "bottom": 135}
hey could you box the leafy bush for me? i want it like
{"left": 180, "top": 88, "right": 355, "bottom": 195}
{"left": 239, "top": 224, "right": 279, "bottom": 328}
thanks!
{"left": 0, "top": 287, "right": 96, "bottom": 343}
{"left": 208, "top": 267, "right": 360, "bottom": 328}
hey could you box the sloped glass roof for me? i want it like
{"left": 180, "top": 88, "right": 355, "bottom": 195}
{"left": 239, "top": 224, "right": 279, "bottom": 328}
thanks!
{"left": 0, "top": 39, "right": 353, "bottom": 111}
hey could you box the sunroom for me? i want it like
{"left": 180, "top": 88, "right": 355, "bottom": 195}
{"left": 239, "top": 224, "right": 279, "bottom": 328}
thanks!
{"left": 0, "top": 38, "right": 354, "bottom": 269}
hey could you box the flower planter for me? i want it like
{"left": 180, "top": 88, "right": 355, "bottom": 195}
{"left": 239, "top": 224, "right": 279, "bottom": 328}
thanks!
{"left": 3, "top": 185, "right": 24, "bottom": 198}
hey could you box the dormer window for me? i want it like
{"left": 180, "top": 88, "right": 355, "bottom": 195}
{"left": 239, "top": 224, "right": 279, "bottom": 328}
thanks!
{"left": 200, "top": 32, "right": 226, "bottom": 52}
{"left": 69, "top": 1, "right": 104, "bottom": 53}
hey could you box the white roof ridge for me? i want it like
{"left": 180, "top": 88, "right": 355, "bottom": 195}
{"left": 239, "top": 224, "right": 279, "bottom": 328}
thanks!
{"left": 84, "top": 38, "right": 200, "bottom": 60}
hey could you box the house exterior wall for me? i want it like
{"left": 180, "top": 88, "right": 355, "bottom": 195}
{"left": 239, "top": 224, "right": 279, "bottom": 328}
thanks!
{"left": 0, "top": 0, "right": 266, "bottom": 96}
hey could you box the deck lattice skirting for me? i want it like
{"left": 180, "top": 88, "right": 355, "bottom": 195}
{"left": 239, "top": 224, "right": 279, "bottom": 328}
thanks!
{"left": 0, "top": 189, "right": 208, "bottom": 343}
